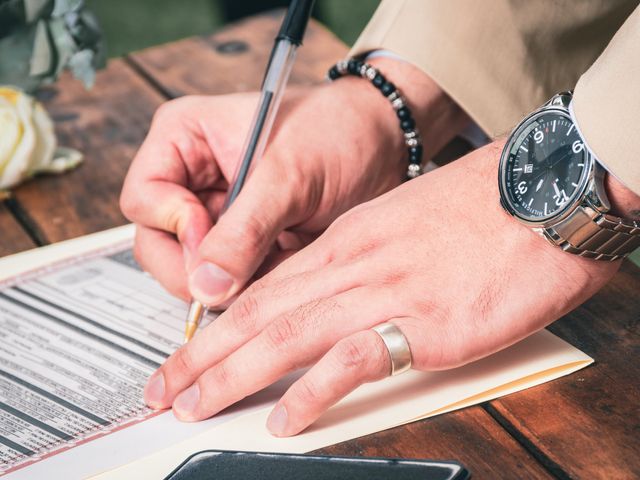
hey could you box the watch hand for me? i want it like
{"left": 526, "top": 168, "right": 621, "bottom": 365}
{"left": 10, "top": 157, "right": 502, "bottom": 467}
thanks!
{"left": 536, "top": 178, "right": 545, "bottom": 192}
{"left": 529, "top": 148, "right": 573, "bottom": 182}
{"left": 552, "top": 180, "right": 561, "bottom": 197}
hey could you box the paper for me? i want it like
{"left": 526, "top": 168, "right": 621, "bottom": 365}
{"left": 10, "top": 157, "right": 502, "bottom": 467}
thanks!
{"left": 0, "top": 226, "right": 593, "bottom": 480}
{"left": 96, "top": 331, "right": 591, "bottom": 480}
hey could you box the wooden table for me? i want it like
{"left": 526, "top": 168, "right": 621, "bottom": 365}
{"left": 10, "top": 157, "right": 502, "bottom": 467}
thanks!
{"left": 1, "top": 12, "right": 638, "bottom": 480}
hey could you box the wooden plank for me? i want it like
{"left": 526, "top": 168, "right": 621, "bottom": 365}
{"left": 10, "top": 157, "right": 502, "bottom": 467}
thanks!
{"left": 315, "top": 406, "right": 553, "bottom": 479}
{"left": 489, "top": 261, "right": 640, "bottom": 479}
{"left": 128, "top": 11, "right": 348, "bottom": 97}
{"left": 0, "top": 202, "right": 36, "bottom": 256}
{"left": 8, "top": 60, "right": 166, "bottom": 245}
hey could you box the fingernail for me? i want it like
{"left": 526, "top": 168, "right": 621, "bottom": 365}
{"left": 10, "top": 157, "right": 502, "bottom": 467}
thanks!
{"left": 144, "top": 371, "right": 165, "bottom": 408}
{"left": 266, "top": 404, "right": 288, "bottom": 437}
{"left": 189, "top": 262, "right": 234, "bottom": 304}
{"left": 173, "top": 383, "right": 200, "bottom": 415}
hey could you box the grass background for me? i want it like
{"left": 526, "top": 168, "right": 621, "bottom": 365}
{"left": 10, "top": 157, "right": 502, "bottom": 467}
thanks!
{"left": 85, "top": 0, "right": 640, "bottom": 267}
{"left": 85, "top": 0, "right": 380, "bottom": 58}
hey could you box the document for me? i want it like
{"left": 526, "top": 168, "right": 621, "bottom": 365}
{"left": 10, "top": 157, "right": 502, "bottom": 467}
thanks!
{"left": 0, "top": 225, "right": 594, "bottom": 479}
{"left": 0, "top": 246, "right": 192, "bottom": 473}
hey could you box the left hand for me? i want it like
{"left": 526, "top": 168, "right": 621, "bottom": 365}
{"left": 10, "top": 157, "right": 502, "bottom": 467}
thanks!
{"left": 143, "top": 140, "right": 620, "bottom": 436}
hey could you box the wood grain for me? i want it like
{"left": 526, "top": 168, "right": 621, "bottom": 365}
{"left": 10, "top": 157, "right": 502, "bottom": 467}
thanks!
{"left": 8, "top": 60, "right": 165, "bottom": 243}
{"left": 315, "top": 406, "right": 553, "bottom": 479}
{"left": 128, "top": 10, "right": 348, "bottom": 97}
{"left": 490, "top": 261, "right": 640, "bottom": 479}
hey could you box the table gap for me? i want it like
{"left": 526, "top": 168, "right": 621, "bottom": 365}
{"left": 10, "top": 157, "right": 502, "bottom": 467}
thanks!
{"left": 123, "top": 56, "right": 175, "bottom": 100}
{"left": 482, "top": 403, "right": 571, "bottom": 480}
{"left": 3, "top": 197, "right": 49, "bottom": 247}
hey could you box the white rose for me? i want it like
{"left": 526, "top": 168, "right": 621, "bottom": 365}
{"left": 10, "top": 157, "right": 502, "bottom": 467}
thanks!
{"left": 0, "top": 86, "right": 82, "bottom": 192}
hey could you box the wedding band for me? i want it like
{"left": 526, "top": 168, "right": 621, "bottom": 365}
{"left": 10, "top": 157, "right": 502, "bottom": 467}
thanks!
{"left": 372, "top": 323, "right": 412, "bottom": 376}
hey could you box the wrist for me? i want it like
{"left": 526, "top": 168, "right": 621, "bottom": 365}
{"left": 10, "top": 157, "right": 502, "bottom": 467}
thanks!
{"left": 605, "top": 174, "right": 640, "bottom": 220}
{"left": 325, "top": 55, "right": 469, "bottom": 178}
{"left": 366, "top": 57, "right": 470, "bottom": 161}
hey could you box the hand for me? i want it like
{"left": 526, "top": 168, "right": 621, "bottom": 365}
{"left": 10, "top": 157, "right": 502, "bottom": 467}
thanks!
{"left": 142, "top": 140, "right": 621, "bottom": 436}
{"left": 120, "top": 57, "right": 466, "bottom": 306}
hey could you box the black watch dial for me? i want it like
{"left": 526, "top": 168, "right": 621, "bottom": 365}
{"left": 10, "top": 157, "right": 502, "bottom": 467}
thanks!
{"left": 501, "top": 111, "right": 589, "bottom": 222}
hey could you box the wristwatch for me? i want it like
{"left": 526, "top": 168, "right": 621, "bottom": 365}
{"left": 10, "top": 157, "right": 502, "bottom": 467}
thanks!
{"left": 498, "top": 91, "right": 640, "bottom": 261}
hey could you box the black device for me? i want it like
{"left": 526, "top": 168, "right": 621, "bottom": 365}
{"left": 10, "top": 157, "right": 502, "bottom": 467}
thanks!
{"left": 164, "top": 450, "right": 470, "bottom": 480}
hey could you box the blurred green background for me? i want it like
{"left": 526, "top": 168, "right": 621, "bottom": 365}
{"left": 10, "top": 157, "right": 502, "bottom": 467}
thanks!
{"left": 82, "top": 0, "right": 640, "bottom": 267}
{"left": 85, "top": 0, "right": 380, "bottom": 58}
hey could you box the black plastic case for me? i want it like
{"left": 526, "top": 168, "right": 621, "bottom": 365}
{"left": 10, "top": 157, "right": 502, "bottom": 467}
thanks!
{"left": 165, "top": 450, "right": 470, "bottom": 480}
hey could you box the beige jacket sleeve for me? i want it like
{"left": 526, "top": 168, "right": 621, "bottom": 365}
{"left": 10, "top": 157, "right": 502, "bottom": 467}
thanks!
{"left": 352, "top": 0, "right": 640, "bottom": 195}
{"left": 573, "top": 7, "right": 640, "bottom": 195}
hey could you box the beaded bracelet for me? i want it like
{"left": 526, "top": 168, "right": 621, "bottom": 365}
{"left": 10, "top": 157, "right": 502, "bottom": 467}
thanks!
{"left": 327, "top": 58, "right": 423, "bottom": 179}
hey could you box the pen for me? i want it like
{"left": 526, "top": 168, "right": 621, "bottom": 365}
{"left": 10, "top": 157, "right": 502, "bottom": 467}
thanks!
{"left": 184, "top": 0, "right": 316, "bottom": 343}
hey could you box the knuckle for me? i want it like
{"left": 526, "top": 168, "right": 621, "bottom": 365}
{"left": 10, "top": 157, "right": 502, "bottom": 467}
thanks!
{"left": 264, "top": 315, "right": 301, "bottom": 352}
{"left": 211, "top": 361, "right": 236, "bottom": 388}
{"left": 151, "top": 100, "right": 175, "bottom": 124}
{"left": 333, "top": 335, "right": 370, "bottom": 371}
{"left": 238, "top": 216, "right": 271, "bottom": 255}
{"left": 164, "top": 204, "right": 183, "bottom": 234}
{"left": 291, "top": 377, "right": 323, "bottom": 406}
{"left": 171, "top": 346, "right": 197, "bottom": 375}
{"left": 152, "top": 97, "right": 186, "bottom": 122}
{"left": 212, "top": 215, "right": 270, "bottom": 260}
{"left": 228, "top": 293, "right": 260, "bottom": 336}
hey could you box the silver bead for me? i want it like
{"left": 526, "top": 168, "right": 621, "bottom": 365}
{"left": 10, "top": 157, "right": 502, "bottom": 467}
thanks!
{"left": 406, "top": 163, "right": 422, "bottom": 178}
{"left": 365, "top": 66, "right": 377, "bottom": 80}
{"left": 406, "top": 138, "right": 420, "bottom": 148}
{"left": 336, "top": 60, "right": 348, "bottom": 74}
{"left": 387, "top": 91, "right": 399, "bottom": 102}
{"left": 359, "top": 63, "right": 369, "bottom": 77}
{"left": 404, "top": 130, "right": 417, "bottom": 140}
{"left": 392, "top": 97, "right": 405, "bottom": 110}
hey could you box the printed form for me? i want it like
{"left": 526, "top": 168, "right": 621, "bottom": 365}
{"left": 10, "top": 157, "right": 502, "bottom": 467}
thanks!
{"left": 0, "top": 249, "right": 230, "bottom": 477}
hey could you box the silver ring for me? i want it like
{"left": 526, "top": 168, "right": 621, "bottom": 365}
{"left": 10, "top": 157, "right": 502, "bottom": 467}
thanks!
{"left": 372, "top": 323, "right": 412, "bottom": 376}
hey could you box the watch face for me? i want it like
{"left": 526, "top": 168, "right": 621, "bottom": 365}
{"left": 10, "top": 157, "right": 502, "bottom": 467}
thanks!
{"left": 501, "top": 110, "right": 590, "bottom": 222}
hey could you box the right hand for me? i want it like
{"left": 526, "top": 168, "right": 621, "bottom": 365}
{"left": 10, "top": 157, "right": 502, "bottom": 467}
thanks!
{"left": 120, "top": 58, "right": 465, "bottom": 306}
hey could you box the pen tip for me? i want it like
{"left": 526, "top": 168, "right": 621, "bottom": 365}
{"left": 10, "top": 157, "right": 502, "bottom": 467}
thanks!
{"left": 183, "top": 322, "right": 198, "bottom": 344}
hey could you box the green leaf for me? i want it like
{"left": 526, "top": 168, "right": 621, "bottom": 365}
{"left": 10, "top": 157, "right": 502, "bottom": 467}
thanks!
{"left": 48, "top": 16, "right": 77, "bottom": 76}
{"left": 68, "top": 48, "right": 94, "bottom": 88}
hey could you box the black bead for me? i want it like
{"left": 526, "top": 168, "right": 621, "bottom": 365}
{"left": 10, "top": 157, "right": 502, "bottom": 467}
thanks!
{"left": 372, "top": 73, "right": 385, "bottom": 88}
{"left": 409, "top": 145, "right": 423, "bottom": 159}
{"left": 396, "top": 107, "right": 410, "bottom": 120}
{"left": 408, "top": 155, "right": 422, "bottom": 165}
{"left": 400, "top": 118, "right": 415, "bottom": 131}
{"left": 380, "top": 82, "right": 395, "bottom": 96}
{"left": 347, "top": 59, "right": 361, "bottom": 74}
{"left": 328, "top": 66, "right": 340, "bottom": 80}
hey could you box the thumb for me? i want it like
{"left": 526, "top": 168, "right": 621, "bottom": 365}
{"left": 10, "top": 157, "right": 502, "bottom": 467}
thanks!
{"left": 188, "top": 164, "right": 301, "bottom": 306}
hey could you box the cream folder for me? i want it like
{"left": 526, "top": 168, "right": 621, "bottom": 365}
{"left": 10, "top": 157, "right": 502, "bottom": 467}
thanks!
{"left": 0, "top": 225, "right": 593, "bottom": 479}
